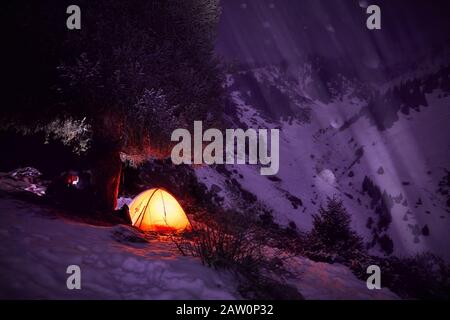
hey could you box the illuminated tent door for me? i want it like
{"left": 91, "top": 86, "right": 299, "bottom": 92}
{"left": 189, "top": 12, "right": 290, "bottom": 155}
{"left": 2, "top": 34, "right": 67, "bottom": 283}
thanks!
{"left": 129, "top": 188, "right": 191, "bottom": 232}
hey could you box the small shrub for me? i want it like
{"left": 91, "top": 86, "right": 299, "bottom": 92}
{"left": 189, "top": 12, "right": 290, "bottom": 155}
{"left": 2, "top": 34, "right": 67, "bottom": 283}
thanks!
{"left": 378, "top": 233, "right": 394, "bottom": 255}
{"left": 421, "top": 225, "right": 430, "bottom": 236}
{"left": 173, "top": 212, "right": 303, "bottom": 300}
{"left": 177, "top": 225, "right": 263, "bottom": 270}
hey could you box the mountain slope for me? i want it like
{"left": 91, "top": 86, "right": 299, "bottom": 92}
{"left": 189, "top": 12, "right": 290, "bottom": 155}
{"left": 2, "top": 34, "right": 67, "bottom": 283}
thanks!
{"left": 196, "top": 54, "right": 450, "bottom": 261}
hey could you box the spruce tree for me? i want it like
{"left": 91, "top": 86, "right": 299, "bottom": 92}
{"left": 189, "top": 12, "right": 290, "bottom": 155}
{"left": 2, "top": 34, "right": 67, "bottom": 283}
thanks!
{"left": 310, "top": 197, "right": 363, "bottom": 254}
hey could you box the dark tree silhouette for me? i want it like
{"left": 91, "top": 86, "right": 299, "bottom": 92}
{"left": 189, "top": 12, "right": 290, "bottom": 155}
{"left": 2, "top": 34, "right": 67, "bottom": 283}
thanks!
{"left": 2, "top": 0, "right": 224, "bottom": 212}
{"left": 309, "top": 197, "right": 364, "bottom": 254}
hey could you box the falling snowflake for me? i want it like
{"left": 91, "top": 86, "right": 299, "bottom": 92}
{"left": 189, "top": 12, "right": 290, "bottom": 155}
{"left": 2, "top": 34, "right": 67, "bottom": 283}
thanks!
{"left": 359, "top": 0, "right": 369, "bottom": 8}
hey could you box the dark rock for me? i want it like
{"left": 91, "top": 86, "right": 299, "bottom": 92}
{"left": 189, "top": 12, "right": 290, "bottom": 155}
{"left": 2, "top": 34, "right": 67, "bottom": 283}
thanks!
{"left": 210, "top": 184, "right": 222, "bottom": 194}
{"left": 115, "top": 204, "right": 132, "bottom": 225}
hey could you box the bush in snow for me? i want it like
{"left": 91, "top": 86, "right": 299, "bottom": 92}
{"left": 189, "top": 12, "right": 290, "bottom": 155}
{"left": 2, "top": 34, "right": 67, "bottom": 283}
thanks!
{"left": 175, "top": 212, "right": 264, "bottom": 270}
{"left": 174, "top": 212, "right": 303, "bottom": 300}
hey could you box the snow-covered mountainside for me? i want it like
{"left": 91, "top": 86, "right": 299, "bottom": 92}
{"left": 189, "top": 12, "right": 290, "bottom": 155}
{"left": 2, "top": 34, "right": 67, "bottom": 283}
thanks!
{"left": 196, "top": 54, "right": 450, "bottom": 261}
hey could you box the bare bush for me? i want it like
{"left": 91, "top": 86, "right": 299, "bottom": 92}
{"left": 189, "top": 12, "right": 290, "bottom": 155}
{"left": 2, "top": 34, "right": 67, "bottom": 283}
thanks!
{"left": 173, "top": 213, "right": 303, "bottom": 299}
{"left": 174, "top": 220, "right": 264, "bottom": 270}
{"left": 202, "top": 228, "right": 258, "bottom": 268}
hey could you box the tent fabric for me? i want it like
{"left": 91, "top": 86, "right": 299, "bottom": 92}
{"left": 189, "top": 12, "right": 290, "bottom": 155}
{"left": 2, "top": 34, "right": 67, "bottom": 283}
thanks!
{"left": 128, "top": 188, "right": 191, "bottom": 232}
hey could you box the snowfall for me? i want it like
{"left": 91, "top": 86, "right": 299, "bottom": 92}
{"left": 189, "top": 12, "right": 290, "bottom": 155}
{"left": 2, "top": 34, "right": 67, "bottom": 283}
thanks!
{"left": 0, "top": 191, "right": 397, "bottom": 299}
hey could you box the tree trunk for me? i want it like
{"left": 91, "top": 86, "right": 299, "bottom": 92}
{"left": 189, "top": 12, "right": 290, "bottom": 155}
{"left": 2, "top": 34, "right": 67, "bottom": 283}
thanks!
{"left": 91, "top": 147, "right": 122, "bottom": 213}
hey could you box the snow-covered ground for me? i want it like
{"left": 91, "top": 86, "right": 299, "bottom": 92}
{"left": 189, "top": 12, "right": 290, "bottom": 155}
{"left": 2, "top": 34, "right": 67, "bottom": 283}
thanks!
{"left": 0, "top": 197, "right": 238, "bottom": 299}
{"left": 286, "top": 256, "right": 398, "bottom": 300}
{"left": 0, "top": 195, "right": 398, "bottom": 299}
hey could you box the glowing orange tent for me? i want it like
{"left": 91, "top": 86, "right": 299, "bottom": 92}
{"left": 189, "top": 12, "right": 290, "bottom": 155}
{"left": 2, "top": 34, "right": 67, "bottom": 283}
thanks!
{"left": 128, "top": 188, "right": 191, "bottom": 232}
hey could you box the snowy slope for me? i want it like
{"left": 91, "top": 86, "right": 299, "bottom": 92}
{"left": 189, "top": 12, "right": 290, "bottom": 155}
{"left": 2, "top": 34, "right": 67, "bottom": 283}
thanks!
{"left": 0, "top": 198, "right": 238, "bottom": 299}
{"left": 0, "top": 196, "right": 398, "bottom": 299}
{"left": 285, "top": 256, "right": 398, "bottom": 300}
{"left": 196, "top": 56, "right": 450, "bottom": 261}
